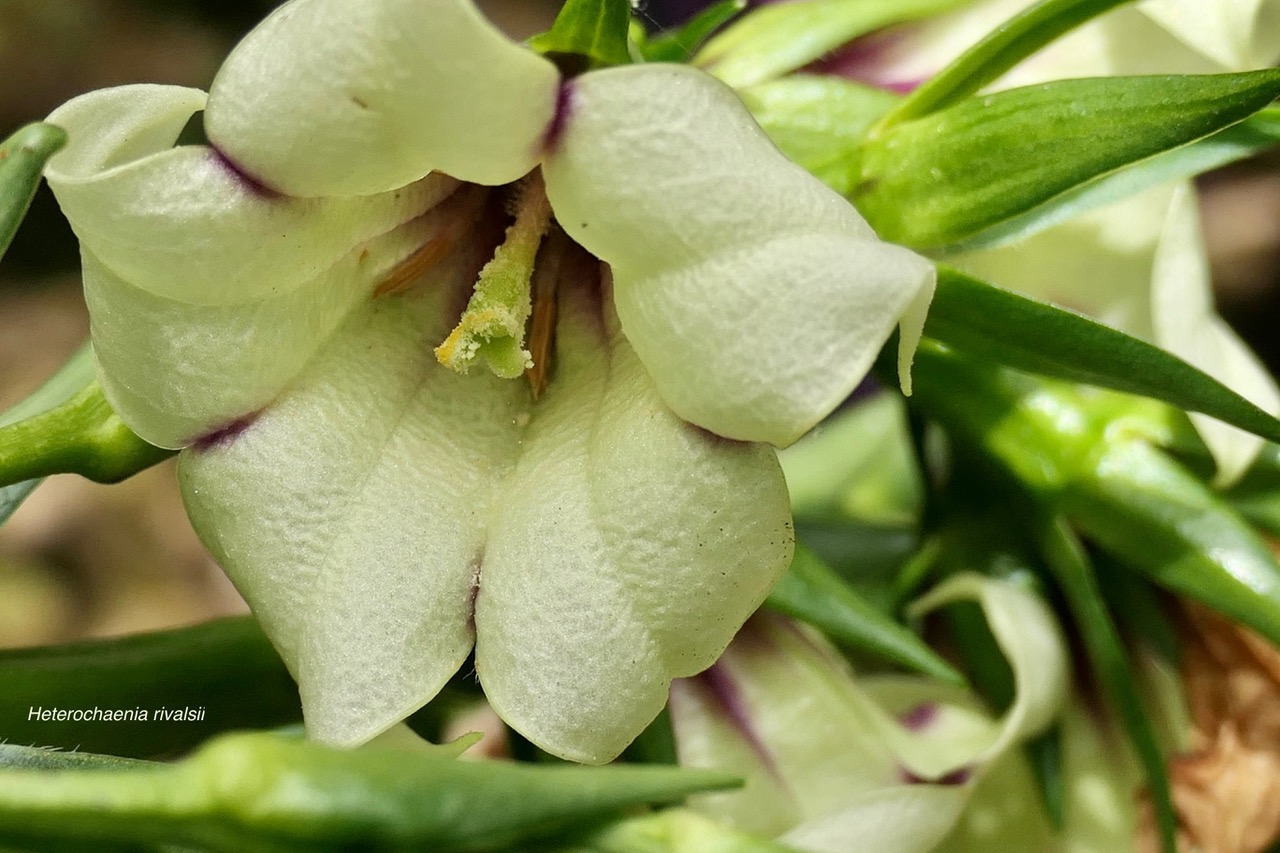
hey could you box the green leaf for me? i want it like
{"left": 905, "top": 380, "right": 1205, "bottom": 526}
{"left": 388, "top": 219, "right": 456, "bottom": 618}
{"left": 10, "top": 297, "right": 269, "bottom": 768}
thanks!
{"left": 695, "top": 0, "right": 968, "bottom": 89}
{"left": 923, "top": 268, "right": 1280, "bottom": 447}
{"left": 636, "top": 0, "right": 746, "bottom": 63}
{"left": 0, "top": 123, "right": 66, "bottom": 259}
{"left": 858, "top": 70, "right": 1280, "bottom": 249}
{"left": 1037, "top": 518, "right": 1175, "bottom": 853}
{"left": 0, "top": 617, "right": 300, "bottom": 758}
{"left": 0, "top": 375, "right": 172, "bottom": 489}
{"left": 0, "top": 344, "right": 95, "bottom": 526}
{"left": 767, "top": 542, "right": 963, "bottom": 684}
{"left": 879, "top": 0, "right": 1136, "bottom": 126}
{"left": 529, "top": 0, "right": 633, "bottom": 70}
{"left": 0, "top": 733, "right": 738, "bottom": 851}
{"left": 953, "top": 105, "right": 1280, "bottom": 250}
{"left": 1065, "top": 439, "right": 1280, "bottom": 649}
{"left": 742, "top": 75, "right": 898, "bottom": 198}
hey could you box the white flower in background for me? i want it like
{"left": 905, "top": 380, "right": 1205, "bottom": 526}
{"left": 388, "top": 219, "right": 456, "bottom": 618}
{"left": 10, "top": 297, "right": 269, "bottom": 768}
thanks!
{"left": 669, "top": 574, "right": 1090, "bottom": 852}
{"left": 846, "top": 0, "right": 1280, "bottom": 485}
{"left": 42, "top": 0, "right": 934, "bottom": 761}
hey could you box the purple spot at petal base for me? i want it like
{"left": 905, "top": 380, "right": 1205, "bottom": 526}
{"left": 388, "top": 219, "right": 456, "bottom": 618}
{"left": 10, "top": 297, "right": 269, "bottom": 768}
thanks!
{"left": 899, "top": 702, "right": 939, "bottom": 732}
{"left": 541, "top": 81, "right": 576, "bottom": 155}
{"left": 192, "top": 413, "right": 259, "bottom": 452}
{"left": 697, "top": 664, "right": 782, "bottom": 780}
{"left": 901, "top": 764, "right": 972, "bottom": 786}
{"left": 211, "top": 147, "right": 280, "bottom": 198}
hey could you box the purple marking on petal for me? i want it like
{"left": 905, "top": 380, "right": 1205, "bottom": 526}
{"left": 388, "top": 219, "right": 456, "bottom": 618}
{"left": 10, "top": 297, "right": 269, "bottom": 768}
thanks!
{"left": 191, "top": 413, "right": 259, "bottom": 452}
{"left": 540, "top": 81, "right": 576, "bottom": 156}
{"left": 899, "top": 702, "right": 939, "bottom": 732}
{"left": 210, "top": 147, "right": 280, "bottom": 199}
{"left": 901, "top": 764, "right": 972, "bottom": 786}
{"left": 697, "top": 663, "right": 783, "bottom": 780}
{"left": 805, "top": 27, "right": 929, "bottom": 95}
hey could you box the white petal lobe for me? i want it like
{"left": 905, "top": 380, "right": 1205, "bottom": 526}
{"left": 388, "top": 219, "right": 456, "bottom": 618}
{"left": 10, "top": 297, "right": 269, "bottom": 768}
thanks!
{"left": 475, "top": 281, "right": 793, "bottom": 763}
{"left": 205, "top": 0, "right": 561, "bottom": 196}
{"left": 180, "top": 293, "right": 526, "bottom": 746}
{"left": 544, "top": 65, "right": 934, "bottom": 446}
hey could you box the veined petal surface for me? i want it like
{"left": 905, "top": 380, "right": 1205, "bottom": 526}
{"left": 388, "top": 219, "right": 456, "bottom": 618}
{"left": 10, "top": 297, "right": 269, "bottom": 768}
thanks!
{"left": 476, "top": 277, "right": 794, "bottom": 763}
{"left": 179, "top": 289, "right": 526, "bottom": 746}
{"left": 544, "top": 64, "right": 934, "bottom": 447}
{"left": 205, "top": 0, "right": 561, "bottom": 196}
{"left": 181, "top": 274, "right": 792, "bottom": 759}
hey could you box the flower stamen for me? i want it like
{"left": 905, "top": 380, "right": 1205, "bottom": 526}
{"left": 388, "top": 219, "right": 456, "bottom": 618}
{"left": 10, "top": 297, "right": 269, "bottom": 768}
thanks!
{"left": 373, "top": 185, "right": 490, "bottom": 297}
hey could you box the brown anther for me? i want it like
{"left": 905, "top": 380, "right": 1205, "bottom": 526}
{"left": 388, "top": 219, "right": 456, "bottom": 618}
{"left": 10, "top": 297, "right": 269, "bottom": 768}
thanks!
{"left": 373, "top": 185, "right": 489, "bottom": 298}
{"left": 524, "top": 229, "right": 566, "bottom": 400}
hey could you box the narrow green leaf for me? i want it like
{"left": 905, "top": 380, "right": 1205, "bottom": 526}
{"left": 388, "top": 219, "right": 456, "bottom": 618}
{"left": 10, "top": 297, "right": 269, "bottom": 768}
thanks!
{"left": 0, "top": 378, "right": 172, "bottom": 488}
{"left": 923, "top": 268, "right": 1280, "bottom": 446}
{"left": 637, "top": 0, "right": 746, "bottom": 63}
{"left": 742, "top": 75, "right": 898, "bottom": 197}
{"left": 529, "top": 0, "right": 632, "bottom": 69}
{"left": 0, "top": 617, "right": 300, "bottom": 758}
{"left": 0, "top": 733, "right": 738, "bottom": 851}
{"left": 1094, "top": 556, "right": 1180, "bottom": 666}
{"left": 859, "top": 70, "right": 1280, "bottom": 248}
{"left": 879, "top": 0, "right": 1136, "bottom": 126}
{"left": 953, "top": 105, "right": 1280, "bottom": 250}
{"left": 0, "top": 123, "right": 66, "bottom": 259}
{"left": 1037, "top": 518, "right": 1175, "bottom": 853}
{"left": 696, "top": 0, "right": 968, "bottom": 89}
{"left": 1065, "top": 439, "right": 1280, "bottom": 649}
{"left": 767, "top": 542, "right": 964, "bottom": 684}
{"left": 1025, "top": 729, "right": 1065, "bottom": 830}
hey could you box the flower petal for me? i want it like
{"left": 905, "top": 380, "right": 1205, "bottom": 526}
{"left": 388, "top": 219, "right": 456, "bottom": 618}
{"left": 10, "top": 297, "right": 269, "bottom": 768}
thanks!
{"left": 474, "top": 277, "right": 794, "bottom": 763}
{"left": 1150, "top": 182, "right": 1280, "bottom": 485}
{"left": 45, "top": 84, "right": 456, "bottom": 305}
{"left": 179, "top": 291, "right": 527, "bottom": 746}
{"left": 907, "top": 573, "right": 1069, "bottom": 764}
{"left": 1139, "top": 0, "right": 1278, "bottom": 70}
{"left": 204, "top": 0, "right": 561, "bottom": 196}
{"left": 543, "top": 64, "right": 934, "bottom": 447}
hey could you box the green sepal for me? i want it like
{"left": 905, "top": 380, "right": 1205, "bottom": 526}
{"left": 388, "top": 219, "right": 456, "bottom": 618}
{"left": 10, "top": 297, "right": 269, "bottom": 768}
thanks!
{"left": 529, "top": 0, "right": 633, "bottom": 70}
{"left": 1065, "top": 439, "right": 1280, "bottom": 649}
{"left": 0, "top": 733, "right": 739, "bottom": 851}
{"left": 0, "top": 371, "right": 172, "bottom": 489}
{"left": 0, "top": 122, "right": 66, "bottom": 259}
{"left": 766, "top": 542, "right": 963, "bottom": 684}
{"left": 858, "top": 70, "right": 1280, "bottom": 249}
{"left": 878, "top": 0, "right": 1136, "bottom": 127}
{"left": 742, "top": 75, "right": 898, "bottom": 198}
{"left": 696, "top": 0, "right": 968, "bottom": 89}
{"left": 923, "top": 268, "right": 1280, "bottom": 447}
{"left": 0, "top": 617, "right": 300, "bottom": 758}
{"left": 0, "top": 344, "right": 95, "bottom": 526}
{"left": 1037, "top": 518, "right": 1176, "bottom": 853}
{"left": 955, "top": 105, "right": 1280, "bottom": 250}
{"left": 636, "top": 0, "right": 746, "bottom": 63}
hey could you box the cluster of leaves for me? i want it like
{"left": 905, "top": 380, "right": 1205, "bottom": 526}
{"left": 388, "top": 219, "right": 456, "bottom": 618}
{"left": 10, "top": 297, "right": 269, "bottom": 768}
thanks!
{"left": 4, "top": 0, "right": 1280, "bottom": 850}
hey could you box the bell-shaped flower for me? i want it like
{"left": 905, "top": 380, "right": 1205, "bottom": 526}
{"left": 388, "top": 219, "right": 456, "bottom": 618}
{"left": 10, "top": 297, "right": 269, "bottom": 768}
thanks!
{"left": 42, "top": 0, "right": 934, "bottom": 762}
{"left": 669, "top": 574, "right": 1085, "bottom": 852}
{"left": 838, "top": 0, "right": 1280, "bottom": 485}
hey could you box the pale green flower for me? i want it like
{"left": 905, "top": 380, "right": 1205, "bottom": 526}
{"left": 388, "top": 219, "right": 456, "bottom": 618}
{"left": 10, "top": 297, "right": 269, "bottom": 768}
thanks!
{"left": 670, "top": 574, "right": 1079, "bottom": 852}
{"left": 42, "top": 0, "right": 934, "bottom": 761}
